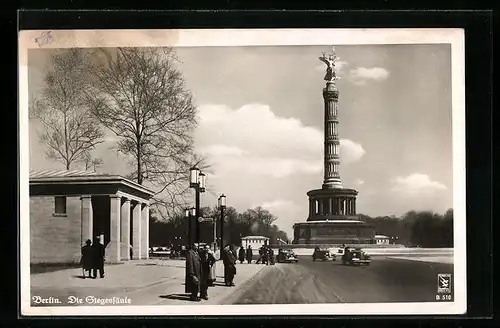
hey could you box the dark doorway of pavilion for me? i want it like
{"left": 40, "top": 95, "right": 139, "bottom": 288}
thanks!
{"left": 92, "top": 196, "right": 110, "bottom": 247}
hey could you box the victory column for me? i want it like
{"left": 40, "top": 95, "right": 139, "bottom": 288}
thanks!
{"left": 292, "top": 47, "right": 375, "bottom": 245}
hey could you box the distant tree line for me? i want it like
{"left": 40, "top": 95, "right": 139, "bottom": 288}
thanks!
{"left": 358, "top": 209, "right": 454, "bottom": 248}
{"left": 149, "top": 206, "right": 290, "bottom": 247}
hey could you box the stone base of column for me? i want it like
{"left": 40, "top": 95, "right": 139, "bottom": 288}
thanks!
{"left": 322, "top": 181, "right": 343, "bottom": 189}
{"left": 121, "top": 243, "right": 130, "bottom": 261}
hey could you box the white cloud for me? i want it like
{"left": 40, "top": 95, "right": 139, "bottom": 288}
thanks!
{"left": 259, "top": 199, "right": 298, "bottom": 210}
{"left": 256, "top": 199, "right": 305, "bottom": 238}
{"left": 354, "top": 179, "right": 365, "bottom": 185}
{"left": 349, "top": 67, "right": 390, "bottom": 85}
{"left": 198, "top": 144, "right": 247, "bottom": 157}
{"left": 315, "top": 59, "right": 348, "bottom": 74}
{"left": 390, "top": 173, "right": 447, "bottom": 196}
{"left": 195, "top": 104, "right": 365, "bottom": 179}
{"left": 340, "top": 139, "right": 366, "bottom": 164}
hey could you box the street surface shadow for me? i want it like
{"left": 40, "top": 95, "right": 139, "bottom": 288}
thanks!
{"left": 212, "top": 282, "right": 228, "bottom": 287}
{"left": 160, "top": 293, "right": 194, "bottom": 301}
{"left": 71, "top": 275, "right": 88, "bottom": 279}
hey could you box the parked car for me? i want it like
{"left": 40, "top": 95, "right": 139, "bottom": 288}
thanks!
{"left": 312, "top": 247, "right": 336, "bottom": 261}
{"left": 341, "top": 247, "right": 371, "bottom": 266}
{"left": 276, "top": 249, "right": 299, "bottom": 263}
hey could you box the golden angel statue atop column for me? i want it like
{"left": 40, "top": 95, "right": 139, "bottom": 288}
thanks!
{"left": 319, "top": 46, "right": 339, "bottom": 82}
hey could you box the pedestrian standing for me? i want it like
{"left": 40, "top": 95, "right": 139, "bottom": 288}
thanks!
{"left": 238, "top": 246, "right": 245, "bottom": 264}
{"left": 80, "top": 239, "right": 92, "bottom": 279}
{"left": 91, "top": 237, "right": 105, "bottom": 279}
{"left": 246, "top": 245, "right": 253, "bottom": 264}
{"left": 205, "top": 245, "right": 217, "bottom": 286}
{"left": 185, "top": 243, "right": 202, "bottom": 301}
{"left": 222, "top": 244, "right": 236, "bottom": 286}
{"left": 198, "top": 246, "right": 211, "bottom": 300}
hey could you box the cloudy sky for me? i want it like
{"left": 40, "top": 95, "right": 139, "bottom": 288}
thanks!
{"left": 27, "top": 44, "right": 453, "bottom": 237}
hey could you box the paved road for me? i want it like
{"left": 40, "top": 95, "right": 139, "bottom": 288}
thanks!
{"left": 228, "top": 256, "right": 454, "bottom": 304}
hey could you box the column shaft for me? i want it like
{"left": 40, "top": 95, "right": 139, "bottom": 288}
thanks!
{"left": 107, "top": 195, "right": 121, "bottom": 263}
{"left": 141, "top": 204, "right": 149, "bottom": 259}
{"left": 80, "top": 195, "right": 93, "bottom": 243}
{"left": 120, "top": 199, "right": 131, "bottom": 260}
{"left": 132, "top": 202, "right": 142, "bottom": 260}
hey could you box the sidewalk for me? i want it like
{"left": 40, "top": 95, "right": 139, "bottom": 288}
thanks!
{"left": 30, "top": 259, "right": 265, "bottom": 306}
{"left": 387, "top": 255, "right": 454, "bottom": 264}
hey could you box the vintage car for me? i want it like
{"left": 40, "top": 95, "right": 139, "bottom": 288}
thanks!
{"left": 341, "top": 247, "right": 371, "bottom": 265}
{"left": 312, "top": 247, "right": 336, "bottom": 261}
{"left": 276, "top": 249, "right": 299, "bottom": 263}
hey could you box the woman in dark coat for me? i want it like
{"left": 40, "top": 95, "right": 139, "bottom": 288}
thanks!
{"left": 185, "top": 243, "right": 202, "bottom": 301}
{"left": 238, "top": 246, "right": 245, "bottom": 264}
{"left": 246, "top": 245, "right": 253, "bottom": 264}
{"left": 80, "top": 239, "right": 92, "bottom": 278}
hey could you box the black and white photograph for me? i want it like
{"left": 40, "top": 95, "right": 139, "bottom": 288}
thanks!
{"left": 19, "top": 28, "right": 466, "bottom": 316}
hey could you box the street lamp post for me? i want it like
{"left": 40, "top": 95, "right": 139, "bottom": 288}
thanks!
{"left": 218, "top": 194, "right": 226, "bottom": 283}
{"left": 184, "top": 208, "right": 190, "bottom": 246}
{"left": 218, "top": 194, "right": 226, "bottom": 250}
{"left": 212, "top": 212, "right": 217, "bottom": 252}
{"left": 190, "top": 167, "right": 206, "bottom": 243}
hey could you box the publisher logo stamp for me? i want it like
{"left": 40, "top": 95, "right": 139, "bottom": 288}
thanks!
{"left": 437, "top": 273, "right": 452, "bottom": 294}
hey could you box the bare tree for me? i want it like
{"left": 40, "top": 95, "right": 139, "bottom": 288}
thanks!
{"left": 86, "top": 47, "right": 206, "bottom": 217}
{"left": 82, "top": 151, "right": 104, "bottom": 172}
{"left": 30, "top": 49, "right": 104, "bottom": 170}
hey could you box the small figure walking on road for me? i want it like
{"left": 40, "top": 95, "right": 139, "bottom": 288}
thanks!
{"left": 80, "top": 239, "right": 92, "bottom": 279}
{"left": 185, "top": 243, "right": 202, "bottom": 301}
{"left": 262, "top": 245, "right": 269, "bottom": 265}
{"left": 246, "top": 245, "right": 253, "bottom": 264}
{"left": 238, "top": 246, "right": 246, "bottom": 264}
{"left": 256, "top": 245, "right": 264, "bottom": 264}
{"left": 222, "top": 244, "right": 236, "bottom": 287}
{"left": 91, "top": 237, "right": 105, "bottom": 279}
{"left": 268, "top": 247, "right": 275, "bottom": 265}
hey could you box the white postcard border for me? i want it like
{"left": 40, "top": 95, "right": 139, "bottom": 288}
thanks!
{"left": 18, "top": 28, "right": 466, "bottom": 316}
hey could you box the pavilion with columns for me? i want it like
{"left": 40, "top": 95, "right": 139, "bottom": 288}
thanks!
{"left": 29, "top": 169, "right": 155, "bottom": 264}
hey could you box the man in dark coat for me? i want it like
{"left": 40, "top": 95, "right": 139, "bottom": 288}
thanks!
{"left": 238, "top": 246, "right": 245, "bottom": 264}
{"left": 222, "top": 245, "right": 236, "bottom": 286}
{"left": 246, "top": 245, "right": 253, "bottom": 264}
{"left": 185, "top": 243, "right": 202, "bottom": 301}
{"left": 91, "top": 237, "right": 105, "bottom": 279}
{"left": 80, "top": 239, "right": 92, "bottom": 278}
{"left": 198, "top": 246, "right": 215, "bottom": 299}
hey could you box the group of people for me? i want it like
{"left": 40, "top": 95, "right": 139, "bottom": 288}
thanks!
{"left": 80, "top": 238, "right": 106, "bottom": 279}
{"left": 237, "top": 245, "right": 254, "bottom": 264}
{"left": 255, "top": 244, "right": 275, "bottom": 265}
{"left": 185, "top": 243, "right": 239, "bottom": 302}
